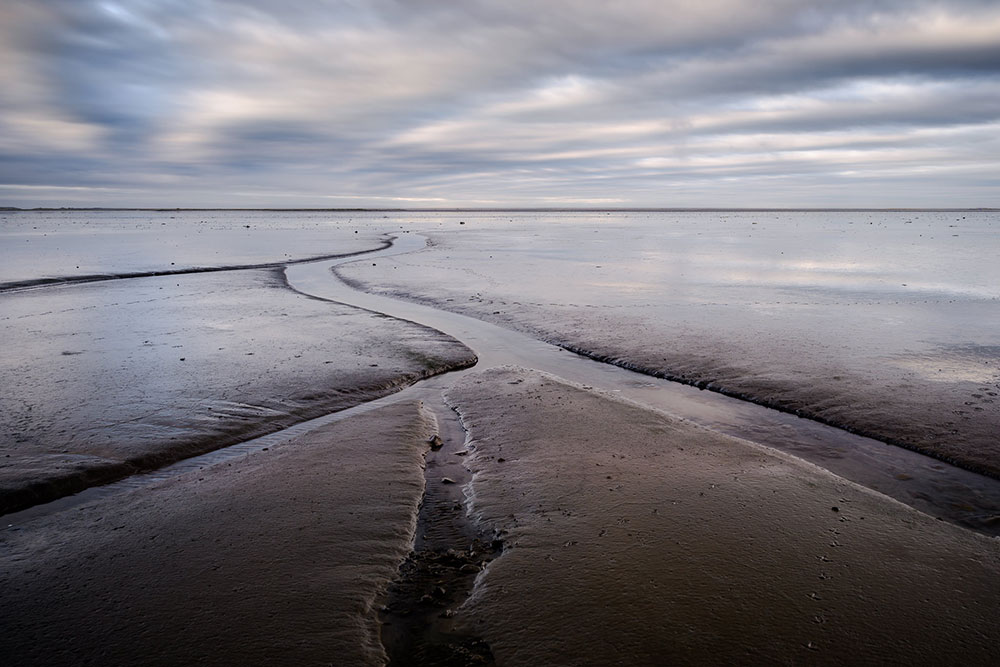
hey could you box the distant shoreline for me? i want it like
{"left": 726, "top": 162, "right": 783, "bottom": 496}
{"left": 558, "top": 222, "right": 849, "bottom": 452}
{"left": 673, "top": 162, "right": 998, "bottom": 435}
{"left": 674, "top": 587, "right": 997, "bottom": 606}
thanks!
{"left": 2, "top": 206, "right": 997, "bottom": 213}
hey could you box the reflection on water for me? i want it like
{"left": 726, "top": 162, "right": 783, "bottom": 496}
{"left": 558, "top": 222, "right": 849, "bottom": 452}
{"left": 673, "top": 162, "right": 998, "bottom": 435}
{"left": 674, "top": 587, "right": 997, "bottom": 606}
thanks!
{"left": 338, "top": 209, "right": 1000, "bottom": 482}
{"left": 891, "top": 344, "right": 1000, "bottom": 384}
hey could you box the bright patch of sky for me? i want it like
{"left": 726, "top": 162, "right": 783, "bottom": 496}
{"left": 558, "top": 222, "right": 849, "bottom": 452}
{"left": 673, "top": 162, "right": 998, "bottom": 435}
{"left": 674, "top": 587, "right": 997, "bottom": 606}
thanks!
{"left": 1, "top": 0, "right": 998, "bottom": 207}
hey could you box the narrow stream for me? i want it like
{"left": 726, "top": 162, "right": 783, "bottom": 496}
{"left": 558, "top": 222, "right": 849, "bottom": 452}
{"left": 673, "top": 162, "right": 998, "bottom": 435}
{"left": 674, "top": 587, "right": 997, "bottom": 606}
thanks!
{"left": 285, "top": 232, "right": 1000, "bottom": 537}
{"left": 5, "top": 230, "right": 996, "bottom": 667}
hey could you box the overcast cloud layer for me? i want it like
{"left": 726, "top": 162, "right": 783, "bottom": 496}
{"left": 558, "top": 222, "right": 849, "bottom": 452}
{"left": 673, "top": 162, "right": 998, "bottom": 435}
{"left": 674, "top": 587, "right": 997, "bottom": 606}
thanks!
{"left": 1, "top": 0, "right": 998, "bottom": 207}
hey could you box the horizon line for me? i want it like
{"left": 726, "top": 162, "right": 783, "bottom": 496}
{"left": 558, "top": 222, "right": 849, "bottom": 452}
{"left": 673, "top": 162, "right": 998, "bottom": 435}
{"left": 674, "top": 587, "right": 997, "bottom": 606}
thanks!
{"left": 2, "top": 206, "right": 997, "bottom": 213}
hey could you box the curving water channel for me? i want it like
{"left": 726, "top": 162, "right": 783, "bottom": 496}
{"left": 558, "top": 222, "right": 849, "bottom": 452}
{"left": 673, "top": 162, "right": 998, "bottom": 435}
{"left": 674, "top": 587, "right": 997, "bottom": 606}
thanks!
{"left": 286, "top": 232, "right": 1000, "bottom": 536}
{"left": 6, "top": 232, "right": 999, "bottom": 536}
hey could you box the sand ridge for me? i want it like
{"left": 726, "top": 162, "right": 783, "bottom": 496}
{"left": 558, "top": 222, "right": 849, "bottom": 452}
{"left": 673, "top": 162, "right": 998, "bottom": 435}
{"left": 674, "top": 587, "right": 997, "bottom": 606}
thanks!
{"left": 445, "top": 366, "right": 1000, "bottom": 665}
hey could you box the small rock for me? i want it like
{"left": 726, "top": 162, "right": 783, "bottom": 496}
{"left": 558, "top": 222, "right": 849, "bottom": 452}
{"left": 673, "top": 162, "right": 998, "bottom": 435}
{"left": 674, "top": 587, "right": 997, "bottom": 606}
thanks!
{"left": 441, "top": 477, "right": 456, "bottom": 485}
{"left": 428, "top": 435, "right": 444, "bottom": 450}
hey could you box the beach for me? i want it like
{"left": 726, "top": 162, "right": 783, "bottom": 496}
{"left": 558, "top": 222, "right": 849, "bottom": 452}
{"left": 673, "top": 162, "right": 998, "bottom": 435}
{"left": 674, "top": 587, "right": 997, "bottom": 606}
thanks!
{"left": 1, "top": 400, "right": 436, "bottom": 665}
{"left": 338, "top": 210, "right": 1000, "bottom": 479}
{"left": 447, "top": 367, "right": 1000, "bottom": 665}
{"left": 2, "top": 209, "right": 1000, "bottom": 665}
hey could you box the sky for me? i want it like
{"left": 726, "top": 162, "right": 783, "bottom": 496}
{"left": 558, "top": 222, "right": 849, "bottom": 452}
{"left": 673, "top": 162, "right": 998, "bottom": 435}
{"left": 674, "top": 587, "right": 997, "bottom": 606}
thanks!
{"left": 1, "top": 0, "right": 998, "bottom": 208}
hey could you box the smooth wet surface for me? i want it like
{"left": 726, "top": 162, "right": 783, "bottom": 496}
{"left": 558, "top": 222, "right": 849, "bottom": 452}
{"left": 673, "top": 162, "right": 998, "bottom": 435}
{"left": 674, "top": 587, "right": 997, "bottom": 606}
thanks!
{"left": 1, "top": 400, "right": 435, "bottom": 667}
{"left": 340, "top": 210, "right": 1000, "bottom": 479}
{"left": 288, "top": 233, "right": 1000, "bottom": 535}
{"left": 5, "top": 229, "right": 999, "bottom": 535}
{"left": 5, "top": 214, "right": 999, "bottom": 667}
{"left": 445, "top": 367, "right": 1000, "bottom": 666}
{"left": 0, "top": 251, "right": 474, "bottom": 513}
{"left": 0, "top": 209, "right": 381, "bottom": 286}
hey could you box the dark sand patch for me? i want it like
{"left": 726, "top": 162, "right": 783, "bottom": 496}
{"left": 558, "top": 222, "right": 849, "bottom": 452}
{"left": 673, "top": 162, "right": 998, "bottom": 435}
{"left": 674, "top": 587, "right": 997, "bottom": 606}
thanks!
{"left": 0, "top": 401, "right": 433, "bottom": 666}
{"left": 444, "top": 367, "right": 1000, "bottom": 665}
{"left": 0, "top": 268, "right": 475, "bottom": 514}
{"left": 0, "top": 208, "right": 386, "bottom": 287}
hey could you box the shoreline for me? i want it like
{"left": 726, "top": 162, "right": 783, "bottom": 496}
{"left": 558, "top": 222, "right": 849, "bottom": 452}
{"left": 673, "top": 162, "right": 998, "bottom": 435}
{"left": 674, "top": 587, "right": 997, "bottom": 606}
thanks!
{"left": 4, "top": 220, "right": 1000, "bottom": 664}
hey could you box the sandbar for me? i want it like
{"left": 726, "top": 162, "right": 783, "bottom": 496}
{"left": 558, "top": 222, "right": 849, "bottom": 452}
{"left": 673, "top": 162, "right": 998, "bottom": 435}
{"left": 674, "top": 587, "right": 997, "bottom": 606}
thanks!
{"left": 446, "top": 367, "right": 1000, "bottom": 665}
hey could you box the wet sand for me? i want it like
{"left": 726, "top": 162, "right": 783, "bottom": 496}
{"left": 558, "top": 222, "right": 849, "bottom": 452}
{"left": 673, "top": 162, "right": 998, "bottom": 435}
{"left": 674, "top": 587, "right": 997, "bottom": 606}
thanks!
{"left": 6, "top": 364, "right": 998, "bottom": 665}
{"left": 0, "top": 209, "right": 385, "bottom": 287}
{"left": 290, "top": 235, "right": 1000, "bottom": 536}
{"left": 0, "top": 264, "right": 475, "bottom": 513}
{"left": 446, "top": 367, "right": 1000, "bottom": 665}
{"left": 338, "top": 210, "right": 1000, "bottom": 479}
{"left": 4, "top": 211, "right": 1000, "bottom": 665}
{"left": 0, "top": 401, "right": 434, "bottom": 666}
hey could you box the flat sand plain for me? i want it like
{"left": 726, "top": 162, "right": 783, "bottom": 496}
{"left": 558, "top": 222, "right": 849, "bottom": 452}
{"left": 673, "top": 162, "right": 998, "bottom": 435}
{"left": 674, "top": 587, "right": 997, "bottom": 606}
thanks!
{"left": 0, "top": 209, "right": 384, "bottom": 287}
{"left": 446, "top": 367, "right": 1000, "bottom": 665}
{"left": 0, "top": 401, "right": 434, "bottom": 666}
{"left": 0, "top": 266, "right": 474, "bottom": 513}
{"left": 6, "top": 367, "right": 999, "bottom": 665}
{"left": 4, "top": 211, "right": 1000, "bottom": 666}
{"left": 338, "top": 211, "right": 1000, "bottom": 479}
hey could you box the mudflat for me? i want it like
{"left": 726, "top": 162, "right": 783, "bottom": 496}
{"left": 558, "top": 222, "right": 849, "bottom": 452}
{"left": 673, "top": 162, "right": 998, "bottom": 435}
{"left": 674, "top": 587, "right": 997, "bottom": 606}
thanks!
{"left": 445, "top": 367, "right": 1000, "bottom": 665}
{"left": 339, "top": 210, "right": 1000, "bottom": 479}
{"left": 0, "top": 266, "right": 474, "bottom": 513}
{"left": 0, "top": 400, "right": 434, "bottom": 666}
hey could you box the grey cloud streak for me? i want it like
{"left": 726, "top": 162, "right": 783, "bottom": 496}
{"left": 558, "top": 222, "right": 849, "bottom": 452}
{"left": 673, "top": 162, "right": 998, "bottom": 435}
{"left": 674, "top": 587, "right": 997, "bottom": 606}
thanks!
{"left": 0, "top": 0, "right": 997, "bottom": 207}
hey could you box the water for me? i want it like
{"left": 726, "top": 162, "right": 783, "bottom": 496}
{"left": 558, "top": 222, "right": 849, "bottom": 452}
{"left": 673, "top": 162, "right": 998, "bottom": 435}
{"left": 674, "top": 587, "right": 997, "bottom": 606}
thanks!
{"left": 291, "top": 233, "right": 1000, "bottom": 534}
{"left": 0, "top": 211, "right": 474, "bottom": 513}
{"left": 337, "top": 210, "right": 1000, "bottom": 479}
{"left": 0, "top": 209, "right": 380, "bottom": 286}
{"left": 2, "top": 209, "right": 998, "bottom": 534}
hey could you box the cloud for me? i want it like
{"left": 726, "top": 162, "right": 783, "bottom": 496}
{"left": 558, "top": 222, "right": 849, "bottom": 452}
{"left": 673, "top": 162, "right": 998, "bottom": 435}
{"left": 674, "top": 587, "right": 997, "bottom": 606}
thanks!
{"left": 0, "top": 0, "right": 998, "bottom": 206}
